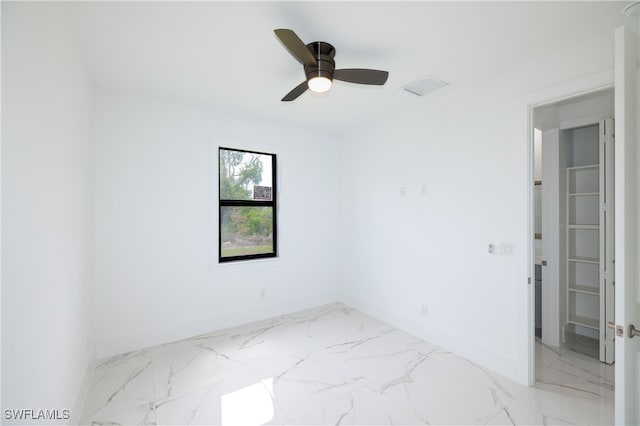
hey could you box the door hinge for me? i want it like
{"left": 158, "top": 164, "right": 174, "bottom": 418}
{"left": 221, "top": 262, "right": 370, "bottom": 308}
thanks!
{"left": 528, "top": 277, "right": 531, "bottom": 285}
{"left": 603, "top": 119, "right": 615, "bottom": 138}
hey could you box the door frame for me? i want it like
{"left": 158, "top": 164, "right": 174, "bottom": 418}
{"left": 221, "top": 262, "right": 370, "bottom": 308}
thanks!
{"left": 525, "top": 73, "right": 614, "bottom": 387}
{"left": 613, "top": 23, "right": 639, "bottom": 424}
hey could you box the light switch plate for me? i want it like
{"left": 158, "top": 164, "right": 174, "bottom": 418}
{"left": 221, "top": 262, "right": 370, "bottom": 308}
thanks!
{"left": 500, "top": 243, "right": 514, "bottom": 257}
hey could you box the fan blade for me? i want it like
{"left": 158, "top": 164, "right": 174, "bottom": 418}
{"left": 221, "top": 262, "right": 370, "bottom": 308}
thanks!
{"left": 281, "top": 81, "right": 308, "bottom": 102}
{"left": 334, "top": 69, "right": 389, "bottom": 85}
{"left": 274, "top": 29, "right": 317, "bottom": 66}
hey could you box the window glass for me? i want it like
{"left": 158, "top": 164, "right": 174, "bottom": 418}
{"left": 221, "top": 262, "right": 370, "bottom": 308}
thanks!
{"left": 220, "top": 206, "right": 274, "bottom": 258}
{"left": 219, "top": 148, "right": 277, "bottom": 262}
{"left": 220, "top": 150, "right": 273, "bottom": 201}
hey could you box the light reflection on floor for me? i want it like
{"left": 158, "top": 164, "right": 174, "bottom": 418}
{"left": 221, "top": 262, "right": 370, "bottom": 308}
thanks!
{"left": 221, "top": 378, "right": 274, "bottom": 426}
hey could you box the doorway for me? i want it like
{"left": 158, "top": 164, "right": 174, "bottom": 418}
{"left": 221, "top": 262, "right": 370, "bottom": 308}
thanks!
{"left": 531, "top": 88, "right": 615, "bottom": 400}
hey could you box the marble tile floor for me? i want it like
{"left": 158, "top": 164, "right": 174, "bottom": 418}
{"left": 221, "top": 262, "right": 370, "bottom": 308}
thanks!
{"left": 535, "top": 338, "right": 614, "bottom": 404}
{"left": 80, "top": 303, "right": 614, "bottom": 425}
{"left": 564, "top": 333, "right": 600, "bottom": 360}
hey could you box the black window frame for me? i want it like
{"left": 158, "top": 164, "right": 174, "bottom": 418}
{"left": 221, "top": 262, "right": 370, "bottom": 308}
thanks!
{"left": 218, "top": 147, "right": 277, "bottom": 263}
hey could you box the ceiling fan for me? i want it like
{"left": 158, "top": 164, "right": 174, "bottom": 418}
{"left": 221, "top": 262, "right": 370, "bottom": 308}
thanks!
{"left": 274, "top": 29, "right": 389, "bottom": 102}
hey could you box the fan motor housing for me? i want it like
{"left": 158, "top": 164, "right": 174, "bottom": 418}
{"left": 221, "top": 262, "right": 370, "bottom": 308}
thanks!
{"left": 304, "top": 42, "right": 336, "bottom": 81}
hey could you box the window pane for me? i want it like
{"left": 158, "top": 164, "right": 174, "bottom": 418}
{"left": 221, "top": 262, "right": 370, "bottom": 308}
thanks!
{"left": 220, "top": 206, "right": 274, "bottom": 257}
{"left": 220, "top": 149, "right": 273, "bottom": 201}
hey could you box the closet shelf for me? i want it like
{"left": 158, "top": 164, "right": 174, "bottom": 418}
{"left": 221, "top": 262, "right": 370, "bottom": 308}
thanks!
{"left": 568, "top": 256, "right": 599, "bottom": 264}
{"left": 568, "top": 224, "right": 599, "bottom": 230}
{"left": 568, "top": 192, "right": 599, "bottom": 197}
{"left": 568, "top": 314, "right": 599, "bottom": 330}
{"left": 568, "top": 284, "right": 600, "bottom": 296}
{"left": 566, "top": 164, "right": 598, "bottom": 171}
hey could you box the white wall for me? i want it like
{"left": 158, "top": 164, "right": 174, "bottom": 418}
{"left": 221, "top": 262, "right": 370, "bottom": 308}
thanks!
{"left": 92, "top": 89, "right": 340, "bottom": 357}
{"left": 1, "top": 3, "right": 95, "bottom": 424}
{"left": 337, "top": 31, "right": 617, "bottom": 384}
{"left": 0, "top": 8, "right": 622, "bottom": 416}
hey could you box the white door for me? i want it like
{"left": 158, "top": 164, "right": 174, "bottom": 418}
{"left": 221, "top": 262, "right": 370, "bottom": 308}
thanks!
{"left": 541, "top": 129, "right": 562, "bottom": 347}
{"left": 614, "top": 21, "right": 639, "bottom": 425}
{"left": 599, "top": 119, "right": 615, "bottom": 365}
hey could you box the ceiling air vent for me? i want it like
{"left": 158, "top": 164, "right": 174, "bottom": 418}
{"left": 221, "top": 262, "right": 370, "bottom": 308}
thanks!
{"left": 402, "top": 76, "right": 449, "bottom": 97}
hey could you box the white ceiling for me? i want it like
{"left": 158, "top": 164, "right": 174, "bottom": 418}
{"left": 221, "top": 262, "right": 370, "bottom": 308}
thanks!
{"left": 65, "top": 1, "right": 630, "bottom": 136}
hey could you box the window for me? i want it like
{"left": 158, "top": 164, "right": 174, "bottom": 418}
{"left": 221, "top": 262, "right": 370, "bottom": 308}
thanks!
{"left": 219, "top": 147, "right": 277, "bottom": 262}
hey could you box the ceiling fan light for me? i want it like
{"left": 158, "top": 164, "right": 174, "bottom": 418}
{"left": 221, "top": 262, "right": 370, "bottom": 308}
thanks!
{"left": 308, "top": 76, "right": 332, "bottom": 93}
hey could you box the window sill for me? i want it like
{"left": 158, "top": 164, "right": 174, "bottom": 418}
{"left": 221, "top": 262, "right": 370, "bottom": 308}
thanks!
{"left": 216, "top": 255, "right": 283, "bottom": 271}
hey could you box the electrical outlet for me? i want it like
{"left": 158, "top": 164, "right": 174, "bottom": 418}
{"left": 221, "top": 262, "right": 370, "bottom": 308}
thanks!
{"left": 260, "top": 289, "right": 267, "bottom": 299}
{"left": 488, "top": 244, "right": 496, "bottom": 254}
{"left": 421, "top": 304, "right": 428, "bottom": 318}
